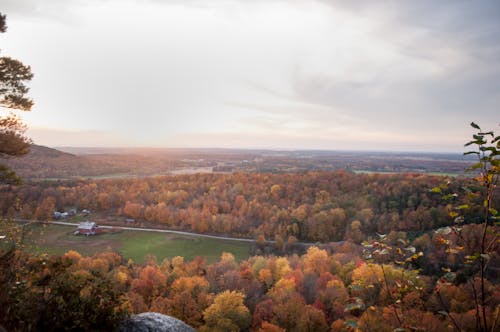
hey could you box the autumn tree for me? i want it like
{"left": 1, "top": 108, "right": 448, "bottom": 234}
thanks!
{"left": 130, "top": 265, "right": 167, "bottom": 306}
{"left": 0, "top": 252, "right": 127, "bottom": 331}
{"left": 0, "top": 13, "right": 34, "bottom": 184}
{"left": 168, "top": 276, "right": 212, "bottom": 327}
{"left": 296, "top": 305, "right": 329, "bottom": 332}
{"left": 200, "top": 290, "right": 251, "bottom": 332}
{"left": 431, "top": 122, "right": 499, "bottom": 332}
{"left": 257, "top": 321, "right": 285, "bottom": 332}
{"left": 303, "top": 246, "right": 330, "bottom": 275}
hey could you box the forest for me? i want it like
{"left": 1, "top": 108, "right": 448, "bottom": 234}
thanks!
{"left": 0, "top": 165, "right": 499, "bottom": 331}
{"left": 1, "top": 123, "right": 499, "bottom": 331}
{"left": 1, "top": 229, "right": 498, "bottom": 331}
{"left": 0, "top": 171, "right": 494, "bottom": 244}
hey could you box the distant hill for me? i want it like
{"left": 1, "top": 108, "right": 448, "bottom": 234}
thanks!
{"left": 1, "top": 145, "right": 128, "bottom": 180}
{"left": 2, "top": 145, "right": 190, "bottom": 180}
{"left": 26, "top": 145, "right": 76, "bottom": 158}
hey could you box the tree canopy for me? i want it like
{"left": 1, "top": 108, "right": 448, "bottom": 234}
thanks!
{"left": 0, "top": 13, "right": 34, "bottom": 184}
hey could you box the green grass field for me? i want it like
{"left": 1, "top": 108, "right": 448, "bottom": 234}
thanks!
{"left": 23, "top": 224, "right": 251, "bottom": 264}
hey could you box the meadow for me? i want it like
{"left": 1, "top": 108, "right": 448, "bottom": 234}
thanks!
{"left": 24, "top": 224, "right": 251, "bottom": 263}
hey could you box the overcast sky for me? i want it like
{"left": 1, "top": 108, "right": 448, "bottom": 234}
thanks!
{"left": 1, "top": 0, "right": 499, "bottom": 151}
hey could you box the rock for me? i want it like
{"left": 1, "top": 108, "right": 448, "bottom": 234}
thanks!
{"left": 120, "top": 312, "right": 195, "bottom": 332}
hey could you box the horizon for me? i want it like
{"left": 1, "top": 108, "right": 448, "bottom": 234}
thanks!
{"left": 50, "top": 144, "right": 470, "bottom": 156}
{"left": 2, "top": 0, "right": 499, "bottom": 152}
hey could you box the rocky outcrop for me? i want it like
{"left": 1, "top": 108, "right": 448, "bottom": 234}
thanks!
{"left": 120, "top": 312, "right": 195, "bottom": 332}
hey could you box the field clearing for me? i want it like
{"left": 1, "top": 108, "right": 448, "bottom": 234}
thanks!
{"left": 82, "top": 173, "right": 135, "bottom": 179}
{"left": 169, "top": 167, "right": 213, "bottom": 174}
{"left": 23, "top": 224, "right": 251, "bottom": 263}
{"left": 352, "top": 170, "right": 463, "bottom": 177}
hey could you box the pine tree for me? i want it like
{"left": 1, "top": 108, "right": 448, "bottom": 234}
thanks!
{"left": 0, "top": 13, "right": 34, "bottom": 184}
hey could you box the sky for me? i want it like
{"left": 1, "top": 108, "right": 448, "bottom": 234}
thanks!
{"left": 1, "top": 0, "right": 499, "bottom": 152}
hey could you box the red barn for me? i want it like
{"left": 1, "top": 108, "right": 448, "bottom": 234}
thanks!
{"left": 77, "top": 221, "right": 97, "bottom": 236}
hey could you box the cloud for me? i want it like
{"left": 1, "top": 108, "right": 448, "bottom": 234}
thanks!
{"left": 27, "top": 127, "right": 133, "bottom": 147}
{"left": 280, "top": 0, "right": 500, "bottom": 135}
{"left": 0, "top": 0, "right": 83, "bottom": 24}
{"left": 4, "top": 0, "right": 499, "bottom": 151}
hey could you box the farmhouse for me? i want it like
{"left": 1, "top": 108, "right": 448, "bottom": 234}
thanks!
{"left": 77, "top": 221, "right": 97, "bottom": 236}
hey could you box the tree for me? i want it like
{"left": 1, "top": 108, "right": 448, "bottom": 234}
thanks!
{"left": 257, "top": 321, "right": 285, "bottom": 332}
{"left": 464, "top": 122, "right": 499, "bottom": 332}
{"left": 0, "top": 13, "right": 34, "bottom": 184}
{"left": 296, "top": 305, "right": 328, "bottom": 332}
{"left": 438, "top": 122, "right": 499, "bottom": 332}
{"left": 0, "top": 253, "right": 127, "bottom": 331}
{"left": 200, "top": 290, "right": 251, "bottom": 332}
{"left": 168, "top": 276, "right": 212, "bottom": 327}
